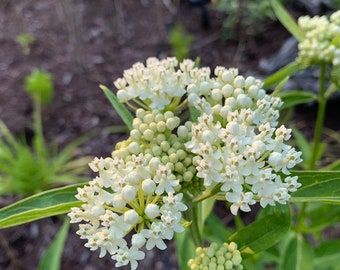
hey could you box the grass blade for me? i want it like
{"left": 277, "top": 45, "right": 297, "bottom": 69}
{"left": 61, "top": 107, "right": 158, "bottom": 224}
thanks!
{"left": 38, "top": 218, "right": 70, "bottom": 270}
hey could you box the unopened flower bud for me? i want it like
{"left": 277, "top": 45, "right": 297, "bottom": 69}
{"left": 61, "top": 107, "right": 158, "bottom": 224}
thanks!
{"left": 124, "top": 209, "right": 139, "bottom": 224}
{"left": 121, "top": 185, "right": 137, "bottom": 202}
{"left": 132, "top": 233, "right": 146, "bottom": 248}
{"left": 117, "top": 89, "right": 129, "bottom": 102}
{"left": 166, "top": 117, "right": 180, "bottom": 130}
{"left": 211, "top": 88, "right": 222, "bottom": 101}
{"left": 143, "top": 129, "right": 154, "bottom": 141}
{"left": 177, "top": 125, "right": 189, "bottom": 139}
{"left": 233, "top": 75, "right": 245, "bottom": 88}
{"left": 157, "top": 121, "right": 167, "bottom": 132}
{"left": 128, "top": 141, "right": 140, "bottom": 154}
{"left": 112, "top": 194, "right": 126, "bottom": 210}
{"left": 144, "top": 204, "right": 159, "bottom": 219}
{"left": 142, "top": 179, "right": 156, "bottom": 194}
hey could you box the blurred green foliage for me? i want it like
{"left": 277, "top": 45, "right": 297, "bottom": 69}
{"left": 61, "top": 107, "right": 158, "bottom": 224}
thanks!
{"left": 168, "top": 24, "right": 194, "bottom": 61}
{"left": 214, "top": 0, "right": 286, "bottom": 39}
{"left": 15, "top": 33, "right": 35, "bottom": 55}
{"left": 24, "top": 69, "right": 54, "bottom": 105}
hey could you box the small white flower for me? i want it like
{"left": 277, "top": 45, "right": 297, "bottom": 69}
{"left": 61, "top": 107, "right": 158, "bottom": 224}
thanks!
{"left": 227, "top": 191, "right": 256, "bottom": 215}
{"left": 112, "top": 246, "right": 145, "bottom": 270}
{"left": 142, "top": 223, "right": 167, "bottom": 250}
{"left": 153, "top": 164, "right": 179, "bottom": 194}
{"left": 161, "top": 192, "right": 187, "bottom": 212}
{"left": 284, "top": 176, "right": 302, "bottom": 192}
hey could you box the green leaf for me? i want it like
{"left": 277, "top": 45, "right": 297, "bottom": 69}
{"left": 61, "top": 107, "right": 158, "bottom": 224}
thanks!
{"left": 228, "top": 205, "right": 290, "bottom": 258}
{"left": 277, "top": 91, "right": 316, "bottom": 110}
{"left": 292, "top": 128, "right": 312, "bottom": 166}
{"left": 263, "top": 61, "right": 300, "bottom": 89}
{"left": 292, "top": 170, "right": 340, "bottom": 187}
{"left": 270, "top": 0, "right": 305, "bottom": 41}
{"left": 38, "top": 218, "right": 70, "bottom": 270}
{"left": 0, "top": 183, "right": 84, "bottom": 228}
{"left": 174, "top": 228, "right": 196, "bottom": 270}
{"left": 303, "top": 204, "right": 340, "bottom": 233}
{"left": 322, "top": 159, "right": 340, "bottom": 171}
{"left": 100, "top": 84, "right": 133, "bottom": 131}
{"left": 280, "top": 234, "right": 313, "bottom": 270}
{"left": 189, "top": 104, "right": 200, "bottom": 122}
{"left": 314, "top": 240, "right": 340, "bottom": 268}
{"left": 203, "top": 213, "right": 233, "bottom": 245}
{"left": 271, "top": 76, "right": 289, "bottom": 96}
{"left": 291, "top": 171, "right": 340, "bottom": 204}
{"left": 200, "top": 196, "right": 215, "bottom": 231}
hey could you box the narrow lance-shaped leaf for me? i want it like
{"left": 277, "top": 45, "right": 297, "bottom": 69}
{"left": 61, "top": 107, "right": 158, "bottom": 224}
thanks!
{"left": 228, "top": 205, "right": 291, "bottom": 258}
{"left": 270, "top": 0, "right": 305, "bottom": 41}
{"left": 0, "top": 183, "right": 85, "bottom": 229}
{"left": 291, "top": 171, "right": 340, "bottom": 204}
{"left": 100, "top": 84, "right": 133, "bottom": 131}
{"left": 280, "top": 233, "right": 313, "bottom": 270}
{"left": 263, "top": 61, "right": 300, "bottom": 89}
{"left": 203, "top": 213, "right": 233, "bottom": 245}
{"left": 277, "top": 91, "right": 316, "bottom": 110}
{"left": 314, "top": 240, "right": 340, "bottom": 268}
{"left": 38, "top": 218, "right": 70, "bottom": 270}
{"left": 175, "top": 228, "right": 196, "bottom": 270}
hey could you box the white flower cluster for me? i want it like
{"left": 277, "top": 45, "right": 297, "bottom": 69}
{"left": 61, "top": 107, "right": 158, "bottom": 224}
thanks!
{"left": 188, "top": 242, "right": 243, "bottom": 270}
{"left": 297, "top": 10, "right": 340, "bottom": 67}
{"left": 70, "top": 57, "right": 302, "bottom": 269}
{"left": 185, "top": 67, "right": 302, "bottom": 215}
{"left": 114, "top": 57, "right": 212, "bottom": 111}
{"left": 68, "top": 153, "right": 187, "bottom": 270}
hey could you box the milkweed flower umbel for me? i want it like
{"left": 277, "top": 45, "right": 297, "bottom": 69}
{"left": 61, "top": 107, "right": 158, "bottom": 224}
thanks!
{"left": 69, "top": 154, "right": 187, "bottom": 270}
{"left": 185, "top": 67, "right": 302, "bottom": 214}
{"left": 69, "top": 57, "right": 302, "bottom": 269}
{"left": 297, "top": 10, "right": 340, "bottom": 67}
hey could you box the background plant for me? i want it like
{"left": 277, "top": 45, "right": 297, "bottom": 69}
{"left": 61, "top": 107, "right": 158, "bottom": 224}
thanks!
{"left": 15, "top": 33, "right": 35, "bottom": 55}
{"left": 0, "top": 69, "right": 91, "bottom": 196}
{"left": 214, "top": 0, "right": 286, "bottom": 40}
{"left": 168, "top": 24, "right": 194, "bottom": 61}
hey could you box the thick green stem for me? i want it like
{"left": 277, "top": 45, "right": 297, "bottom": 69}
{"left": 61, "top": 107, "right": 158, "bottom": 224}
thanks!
{"left": 309, "top": 64, "right": 327, "bottom": 170}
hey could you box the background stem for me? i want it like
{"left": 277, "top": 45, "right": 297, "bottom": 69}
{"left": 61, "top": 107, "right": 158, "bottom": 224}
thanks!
{"left": 309, "top": 64, "right": 327, "bottom": 170}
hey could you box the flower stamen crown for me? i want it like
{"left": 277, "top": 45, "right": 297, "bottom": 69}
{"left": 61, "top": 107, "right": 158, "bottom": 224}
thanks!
{"left": 69, "top": 57, "right": 302, "bottom": 269}
{"left": 297, "top": 10, "right": 340, "bottom": 67}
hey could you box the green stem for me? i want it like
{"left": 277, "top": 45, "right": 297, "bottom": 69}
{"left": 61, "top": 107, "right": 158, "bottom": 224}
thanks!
{"left": 309, "top": 64, "right": 327, "bottom": 170}
{"left": 295, "top": 202, "right": 307, "bottom": 232}
{"left": 32, "top": 98, "right": 47, "bottom": 159}
{"left": 188, "top": 202, "right": 203, "bottom": 247}
{"left": 193, "top": 183, "right": 222, "bottom": 203}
